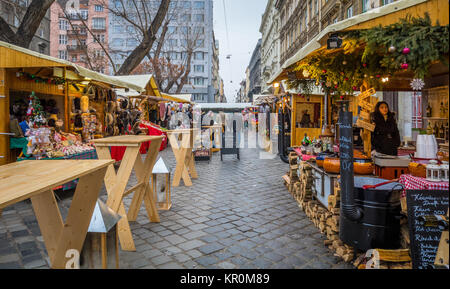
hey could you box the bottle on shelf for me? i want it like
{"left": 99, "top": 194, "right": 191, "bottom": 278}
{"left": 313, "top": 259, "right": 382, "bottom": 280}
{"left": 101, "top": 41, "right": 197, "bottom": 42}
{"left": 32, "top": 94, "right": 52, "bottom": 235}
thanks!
{"left": 433, "top": 121, "right": 439, "bottom": 137}
{"left": 426, "top": 102, "right": 432, "bottom": 117}
{"left": 427, "top": 122, "right": 433, "bottom": 135}
{"left": 446, "top": 122, "right": 449, "bottom": 141}
{"left": 439, "top": 122, "right": 445, "bottom": 139}
{"left": 440, "top": 102, "right": 446, "bottom": 118}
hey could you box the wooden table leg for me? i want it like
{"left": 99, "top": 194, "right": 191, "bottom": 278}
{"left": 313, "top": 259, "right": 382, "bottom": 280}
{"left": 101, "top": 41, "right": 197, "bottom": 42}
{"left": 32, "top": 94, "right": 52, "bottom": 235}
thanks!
{"left": 128, "top": 138, "right": 162, "bottom": 223}
{"left": 32, "top": 167, "right": 107, "bottom": 269}
{"left": 187, "top": 152, "right": 198, "bottom": 179}
{"left": 96, "top": 146, "right": 140, "bottom": 252}
{"left": 31, "top": 189, "right": 64, "bottom": 263}
{"left": 171, "top": 133, "right": 194, "bottom": 187}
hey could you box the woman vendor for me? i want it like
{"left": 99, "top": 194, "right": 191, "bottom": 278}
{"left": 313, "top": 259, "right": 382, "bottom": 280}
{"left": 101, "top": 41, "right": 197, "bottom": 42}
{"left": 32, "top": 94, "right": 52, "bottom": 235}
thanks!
{"left": 371, "top": 101, "right": 401, "bottom": 156}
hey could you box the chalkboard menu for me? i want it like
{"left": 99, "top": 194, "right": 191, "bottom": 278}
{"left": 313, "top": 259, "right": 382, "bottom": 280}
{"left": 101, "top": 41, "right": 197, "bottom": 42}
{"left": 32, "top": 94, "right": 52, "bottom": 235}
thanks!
{"left": 406, "top": 190, "right": 449, "bottom": 269}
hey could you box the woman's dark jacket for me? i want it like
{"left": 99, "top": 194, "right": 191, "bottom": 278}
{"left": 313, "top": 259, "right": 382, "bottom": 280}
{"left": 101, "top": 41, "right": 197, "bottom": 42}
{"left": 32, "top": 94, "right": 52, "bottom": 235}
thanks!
{"left": 371, "top": 113, "right": 401, "bottom": 156}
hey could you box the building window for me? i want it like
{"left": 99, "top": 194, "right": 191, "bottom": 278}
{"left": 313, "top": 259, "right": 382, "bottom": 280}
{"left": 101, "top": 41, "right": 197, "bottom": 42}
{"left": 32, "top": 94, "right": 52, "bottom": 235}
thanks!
{"left": 92, "top": 18, "right": 106, "bottom": 30}
{"left": 193, "top": 77, "right": 205, "bottom": 85}
{"left": 194, "top": 51, "right": 204, "bottom": 60}
{"left": 194, "top": 65, "right": 204, "bottom": 73}
{"left": 347, "top": 5, "right": 353, "bottom": 18}
{"left": 181, "top": 1, "right": 191, "bottom": 9}
{"left": 382, "top": 0, "right": 395, "bottom": 5}
{"left": 194, "top": 14, "right": 204, "bottom": 22}
{"left": 167, "top": 39, "right": 178, "bottom": 46}
{"left": 182, "top": 14, "right": 191, "bottom": 22}
{"left": 59, "top": 34, "right": 67, "bottom": 45}
{"left": 80, "top": 9, "right": 89, "bottom": 20}
{"left": 194, "top": 26, "right": 204, "bottom": 35}
{"left": 196, "top": 39, "right": 204, "bottom": 47}
{"left": 95, "top": 34, "right": 105, "bottom": 43}
{"left": 315, "top": 0, "right": 318, "bottom": 15}
{"left": 59, "top": 19, "right": 69, "bottom": 30}
{"left": 95, "top": 5, "right": 103, "bottom": 12}
{"left": 126, "top": 38, "right": 139, "bottom": 47}
{"left": 58, "top": 50, "right": 68, "bottom": 60}
{"left": 362, "top": 0, "right": 371, "bottom": 12}
{"left": 72, "top": 55, "right": 77, "bottom": 62}
{"left": 111, "top": 38, "right": 124, "bottom": 47}
{"left": 168, "top": 26, "right": 177, "bottom": 34}
{"left": 193, "top": 1, "right": 205, "bottom": 9}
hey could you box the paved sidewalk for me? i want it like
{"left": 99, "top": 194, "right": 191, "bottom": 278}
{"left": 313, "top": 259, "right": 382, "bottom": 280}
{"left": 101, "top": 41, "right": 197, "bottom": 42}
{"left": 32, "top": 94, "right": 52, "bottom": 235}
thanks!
{"left": 0, "top": 147, "right": 353, "bottom": 269}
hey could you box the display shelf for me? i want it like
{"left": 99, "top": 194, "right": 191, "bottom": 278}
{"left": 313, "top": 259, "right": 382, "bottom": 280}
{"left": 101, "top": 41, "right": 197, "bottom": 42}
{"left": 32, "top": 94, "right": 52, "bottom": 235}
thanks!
{"left": 423, "top": 117, "right": 448, "bottom": 121}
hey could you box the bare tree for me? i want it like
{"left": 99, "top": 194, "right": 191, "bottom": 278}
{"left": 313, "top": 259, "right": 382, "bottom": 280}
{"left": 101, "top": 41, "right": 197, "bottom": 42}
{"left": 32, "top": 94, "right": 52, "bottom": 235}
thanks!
{"left": 0, "top": 0, "right": 55, "bottom": 48}
{"left": 125, "top": 2, "right": 205, "bottom": 94}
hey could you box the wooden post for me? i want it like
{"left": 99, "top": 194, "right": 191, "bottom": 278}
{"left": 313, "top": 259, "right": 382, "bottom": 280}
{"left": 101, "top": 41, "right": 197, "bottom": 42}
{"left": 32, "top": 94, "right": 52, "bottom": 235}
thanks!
{"left": 64, "top": 67, "right": 69, "bottom": 133}
{"left": 0, "top": 68, "right": 10, "bottom": 166}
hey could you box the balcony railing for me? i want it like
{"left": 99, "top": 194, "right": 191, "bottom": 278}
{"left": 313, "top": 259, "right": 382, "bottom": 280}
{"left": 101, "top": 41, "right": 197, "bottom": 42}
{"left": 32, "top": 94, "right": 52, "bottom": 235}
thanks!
{"left": 67, "top": 30, "right": 87, "bottom": 37}
{"left": 67, "top": 44, "right": 87, "bottom": 51}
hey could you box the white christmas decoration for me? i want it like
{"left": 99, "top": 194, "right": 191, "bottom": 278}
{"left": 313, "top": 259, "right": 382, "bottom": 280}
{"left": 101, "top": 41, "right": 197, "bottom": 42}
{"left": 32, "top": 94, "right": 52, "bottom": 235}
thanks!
{"left": 410, "top": 78, "right": 425, "bottom": 91}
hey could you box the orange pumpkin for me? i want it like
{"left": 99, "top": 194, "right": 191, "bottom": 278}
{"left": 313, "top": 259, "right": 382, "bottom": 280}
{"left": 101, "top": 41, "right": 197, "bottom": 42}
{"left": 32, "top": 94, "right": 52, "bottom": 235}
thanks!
{"left": 323, "top": 158, "right": 340, "bottom": 174}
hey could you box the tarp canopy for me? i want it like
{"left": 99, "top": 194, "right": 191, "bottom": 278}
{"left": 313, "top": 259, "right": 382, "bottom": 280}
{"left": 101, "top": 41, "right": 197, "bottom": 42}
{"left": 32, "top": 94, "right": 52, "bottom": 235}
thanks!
{"left": 194, "top": 103, "right": 256, "bottom": 112}
{"left": 268, "top": 0, "right": 448, "bottom": 84}
{"left": 0, "top": 40, "right": 144, "bottom": 92}
{"left": 161, "top": 93, "right": 193, "bottom": 104}
{"left": 113, "top": 74, "right": 161, "bottom": 97}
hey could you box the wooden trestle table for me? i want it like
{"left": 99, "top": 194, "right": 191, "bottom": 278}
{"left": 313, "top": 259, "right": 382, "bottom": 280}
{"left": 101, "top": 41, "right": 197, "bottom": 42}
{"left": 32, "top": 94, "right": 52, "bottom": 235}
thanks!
{"left": 92, "top": 135, "right": 163, "bottom": 252}
{"left": 167, "top": 129, "right": 199, "bottom": 187}
{"left": 0, "top": 160, "right": 113, "bottom": 269}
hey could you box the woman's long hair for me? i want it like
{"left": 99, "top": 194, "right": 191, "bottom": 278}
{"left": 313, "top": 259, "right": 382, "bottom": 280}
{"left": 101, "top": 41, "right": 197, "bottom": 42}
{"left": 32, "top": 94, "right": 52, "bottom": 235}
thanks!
{"left": 372, "top": 101, "right": 396, "bottom": 123}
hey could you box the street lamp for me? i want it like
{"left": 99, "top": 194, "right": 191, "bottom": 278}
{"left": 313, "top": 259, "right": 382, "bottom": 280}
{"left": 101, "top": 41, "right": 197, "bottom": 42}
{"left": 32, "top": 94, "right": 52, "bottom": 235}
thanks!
{"left": 327, "top": 33, "right": 342, "bottom": 49}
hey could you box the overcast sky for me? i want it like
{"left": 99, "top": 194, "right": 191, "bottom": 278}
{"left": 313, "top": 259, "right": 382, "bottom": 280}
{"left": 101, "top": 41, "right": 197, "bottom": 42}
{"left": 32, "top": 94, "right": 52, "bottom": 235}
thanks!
{"left": 213, "top": 0, "right": 268, "bottom": 103}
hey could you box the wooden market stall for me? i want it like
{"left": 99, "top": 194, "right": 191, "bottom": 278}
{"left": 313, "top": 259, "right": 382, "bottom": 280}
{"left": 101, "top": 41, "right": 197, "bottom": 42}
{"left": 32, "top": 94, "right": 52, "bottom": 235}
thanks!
{"left": 0, "top": 40, "right": 143, "bottom": 166}
{"left": 273, "top": 0, "right": 449, "bottom": 269}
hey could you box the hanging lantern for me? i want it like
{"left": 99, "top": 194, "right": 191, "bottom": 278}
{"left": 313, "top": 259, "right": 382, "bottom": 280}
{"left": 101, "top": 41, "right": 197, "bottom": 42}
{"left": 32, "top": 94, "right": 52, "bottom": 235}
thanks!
{"left": 342, "top": 61, "right": 347, "bottom": 65}
{"left": 426, "top": 160, "right": 441, "bottom": 182}
{"left": 302, "top": 70, "right": 311, "bottom": 78}
{"left": 440, "top": 161, "right": 449, "bottom": 182}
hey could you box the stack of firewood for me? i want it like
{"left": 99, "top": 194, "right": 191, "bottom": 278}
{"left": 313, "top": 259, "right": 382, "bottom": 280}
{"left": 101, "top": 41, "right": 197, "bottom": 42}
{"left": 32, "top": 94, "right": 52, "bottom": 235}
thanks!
{"left": 295, "top": 161, "right": 313, "bottom": 206}
{"left": 292, "top": 162, "right": 355, "bottom": 262}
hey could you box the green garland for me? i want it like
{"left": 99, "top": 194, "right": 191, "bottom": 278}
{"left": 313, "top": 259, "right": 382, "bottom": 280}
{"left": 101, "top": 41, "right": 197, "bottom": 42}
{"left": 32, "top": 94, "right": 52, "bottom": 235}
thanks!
{"left": 291, "top": 13, "right": 449, "bottom": 97}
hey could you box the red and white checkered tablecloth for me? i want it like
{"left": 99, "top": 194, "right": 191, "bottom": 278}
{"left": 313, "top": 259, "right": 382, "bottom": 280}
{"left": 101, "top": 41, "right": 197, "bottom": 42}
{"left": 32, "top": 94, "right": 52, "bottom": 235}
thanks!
{"left": 399, "top": 174, "right": 449, "bottom": 191}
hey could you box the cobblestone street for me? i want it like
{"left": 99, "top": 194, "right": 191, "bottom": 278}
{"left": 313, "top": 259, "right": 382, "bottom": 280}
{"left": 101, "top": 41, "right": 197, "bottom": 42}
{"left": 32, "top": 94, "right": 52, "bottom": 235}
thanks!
{"left": 0, "top": 146, "right": 353, "bottom": 269}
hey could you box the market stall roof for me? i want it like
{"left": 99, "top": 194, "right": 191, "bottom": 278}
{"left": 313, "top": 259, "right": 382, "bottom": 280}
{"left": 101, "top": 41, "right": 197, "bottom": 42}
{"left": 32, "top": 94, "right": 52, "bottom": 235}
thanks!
{"left": 161, "top": 93, "right": 193, "bottom": 104}
{"left": 0, "top": 40, "right": 144, "bottom": 93}
{"left": 113, "top": 74, "right": 161, "bottom": 97}
{"left": 253, "top": 94, "right": 277, "bottom": 105}
{"left": 195, "top": 103, "right": 256, "bottom": 110}
{"left": 268, "top": 0, "right": 448, "bottom": 84}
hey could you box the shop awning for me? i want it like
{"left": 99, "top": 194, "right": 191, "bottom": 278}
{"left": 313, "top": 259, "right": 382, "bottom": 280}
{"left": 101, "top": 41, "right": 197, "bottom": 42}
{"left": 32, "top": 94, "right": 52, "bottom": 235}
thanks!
{"left": 269, "top": 0, "right": 448, "bottom": 84}
{"left": 161, "top": 93, "right": 193, "bottom": 104}
{"left": 113, "top": 74, "right": 161, "bottom": 97}
{"left": 0, "top": 40, "right": 144, "bottom": 93}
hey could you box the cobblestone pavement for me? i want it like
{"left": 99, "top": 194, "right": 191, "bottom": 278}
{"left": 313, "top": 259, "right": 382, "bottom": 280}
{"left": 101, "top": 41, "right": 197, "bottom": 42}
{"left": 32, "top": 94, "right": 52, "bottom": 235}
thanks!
{"left": 0, "top": 145, "right": 353, "bottom": 269}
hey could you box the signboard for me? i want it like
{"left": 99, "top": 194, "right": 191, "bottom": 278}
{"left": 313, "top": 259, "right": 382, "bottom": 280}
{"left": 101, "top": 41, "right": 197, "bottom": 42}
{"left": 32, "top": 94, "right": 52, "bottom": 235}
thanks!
{"left": 406, "top": 190, "right": 449, "bottom": 269}
{"left": 358, "top": 99, "right": 375, "bottom": 111}
{"left": 356, "top": 118, "right": 375, "bottom": 132}
{"left": 358, "top": 88, "right": 377, "bottom": 100}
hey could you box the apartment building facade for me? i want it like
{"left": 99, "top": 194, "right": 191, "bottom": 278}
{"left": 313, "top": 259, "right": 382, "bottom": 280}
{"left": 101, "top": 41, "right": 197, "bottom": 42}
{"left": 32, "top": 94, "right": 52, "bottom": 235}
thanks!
{"left": 108, "top": 0, "right": 217, "bottom": 103}
{"left": 274, "top": 0, "right": 397, "bottom": 67}
{"left": 0, "top": 0, "right": 51, "bottom": 54}
{"left": 259, "top": 0, "right": 281, "bottom": 93}
{"left": 248, "top": 38, "right": 262, "bottom": 103}
{"left": 50, "top": 0, "right": 110, "bottom": 74}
